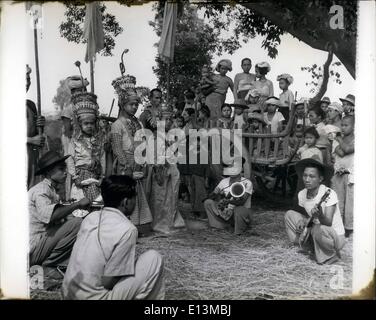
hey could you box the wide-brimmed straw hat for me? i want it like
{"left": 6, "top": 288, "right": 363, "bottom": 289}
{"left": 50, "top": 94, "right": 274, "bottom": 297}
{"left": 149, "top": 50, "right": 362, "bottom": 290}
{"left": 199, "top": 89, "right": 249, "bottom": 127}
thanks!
{"left": 35, "top": 151, "right": 70, "bottom": 175}
{"left": 339, "top": 94, "right": 355, "bottom": 106}
{"left": 295, "top": 158, "right": 333, "bottom": 183}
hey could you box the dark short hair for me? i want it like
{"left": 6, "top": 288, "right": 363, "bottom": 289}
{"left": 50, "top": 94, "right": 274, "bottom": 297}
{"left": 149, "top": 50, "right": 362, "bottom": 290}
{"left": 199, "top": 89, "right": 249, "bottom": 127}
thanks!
{"left": 199, "top": 105, "right": 210, "bottom": 118}
{"left": 256, "top": 66, "right": 269, "bottom": 75}
{"left": 185, "top": 108, "right": 195, "bottom": 116}
{"left": 342, "top": 115, "right": 355, "bottom": 125}
{"left": 221, "top": 103, "right": 232, "bottom": 111}
{"left": 184, "top": 90, "right": 195, "bottom": 100}
{"left": 303, "top": 126, "right": 320, "bottom": 139}
{"left": 149, "top": 88, "right": 162, "bottom": 99}
{"left": 101, "top": 175, "right": 136, "bottom": 208}
{"left": 176, "top": 116, "right": 185, "bottom": 124}
{"left": 241, "top": 58, "right": 252, "bottom": 65}
{"left": 303, "top": 165, "right": 324, "bottom": 178}
{"left": 309, "top": 106, "right": 326, "bottom": 121}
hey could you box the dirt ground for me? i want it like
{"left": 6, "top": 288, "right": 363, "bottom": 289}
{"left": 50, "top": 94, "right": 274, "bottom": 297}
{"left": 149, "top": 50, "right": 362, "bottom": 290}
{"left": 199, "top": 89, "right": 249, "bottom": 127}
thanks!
{"left": 30, "top": 200, "right": 352, "bottom": 300}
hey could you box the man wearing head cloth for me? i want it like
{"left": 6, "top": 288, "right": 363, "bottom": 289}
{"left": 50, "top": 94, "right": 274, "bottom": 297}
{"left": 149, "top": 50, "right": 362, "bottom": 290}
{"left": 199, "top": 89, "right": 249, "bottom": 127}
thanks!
{"left": 26, "top": 64, "right": 46, "bottom": 189}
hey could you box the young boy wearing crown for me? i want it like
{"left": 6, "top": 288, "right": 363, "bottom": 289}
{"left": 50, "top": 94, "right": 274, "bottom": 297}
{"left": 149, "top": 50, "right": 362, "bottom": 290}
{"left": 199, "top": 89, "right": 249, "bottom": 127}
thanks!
{"left": 110, "top": 75, "right": 153, "bottom": 231}
{"left": 66, "top": 92, "right": 106, "bottom": 211}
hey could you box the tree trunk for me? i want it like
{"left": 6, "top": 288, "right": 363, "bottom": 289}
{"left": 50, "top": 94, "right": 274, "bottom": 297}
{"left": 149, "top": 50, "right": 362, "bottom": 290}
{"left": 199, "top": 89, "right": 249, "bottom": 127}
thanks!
{"left": 242, "top": 2, "right": 356, "bottom": 79}
{"left": 309, "top": 50, "right": 333, "bottom": 108}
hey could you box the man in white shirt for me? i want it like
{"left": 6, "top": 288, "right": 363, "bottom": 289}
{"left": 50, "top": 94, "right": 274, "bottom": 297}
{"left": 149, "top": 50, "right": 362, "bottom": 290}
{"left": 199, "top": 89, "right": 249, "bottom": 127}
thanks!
{"left": 62, "top": 175, "right": 165, "bottom": 300}
{"left": 285, "top": 158, "right": 345, "bottom": 264}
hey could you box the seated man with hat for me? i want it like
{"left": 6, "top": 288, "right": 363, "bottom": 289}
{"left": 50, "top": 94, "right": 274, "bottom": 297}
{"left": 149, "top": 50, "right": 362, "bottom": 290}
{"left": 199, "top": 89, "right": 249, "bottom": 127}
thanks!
{"left": 285, "top": 158, "right": 346, "bottom": 264}
{"left": 204, "top": 158, "right": 253, "bottom": 235}
{"left": 29, "top": 151, "right": 91, "bottom": 276}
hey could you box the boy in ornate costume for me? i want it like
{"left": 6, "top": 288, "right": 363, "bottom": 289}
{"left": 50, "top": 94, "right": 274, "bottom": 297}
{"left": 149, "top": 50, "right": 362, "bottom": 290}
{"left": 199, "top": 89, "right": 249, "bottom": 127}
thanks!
{"left": 110, "top": 74, "right": 153, "bottom": 230}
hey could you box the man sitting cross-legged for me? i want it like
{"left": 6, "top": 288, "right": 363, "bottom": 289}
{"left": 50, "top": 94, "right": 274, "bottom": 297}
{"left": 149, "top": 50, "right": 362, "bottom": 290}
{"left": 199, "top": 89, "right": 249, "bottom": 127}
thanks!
{"left": 62, "top": 175, "right": 165, "bottom": 300}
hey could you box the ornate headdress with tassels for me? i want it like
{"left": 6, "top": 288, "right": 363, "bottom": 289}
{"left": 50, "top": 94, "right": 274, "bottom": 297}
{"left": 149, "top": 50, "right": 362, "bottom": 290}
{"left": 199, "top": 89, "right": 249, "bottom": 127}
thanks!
{"left": 72, "top": 91, "right": 99, "bottom": 121}
{"left": 112, "top": 74, "right": 141, "bottom": 105}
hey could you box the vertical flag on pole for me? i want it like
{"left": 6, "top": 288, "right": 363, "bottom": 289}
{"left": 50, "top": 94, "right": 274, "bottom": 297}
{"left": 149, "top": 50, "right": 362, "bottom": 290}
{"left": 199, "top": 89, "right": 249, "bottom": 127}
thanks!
{"left": 158, "top": 2, "right": 178, "bottom": 105}
{"left": 158, "top": 2, "right": 178, "bottom": 62}
{"left": 83, "top": 2, "right": 105, "bottom": 93}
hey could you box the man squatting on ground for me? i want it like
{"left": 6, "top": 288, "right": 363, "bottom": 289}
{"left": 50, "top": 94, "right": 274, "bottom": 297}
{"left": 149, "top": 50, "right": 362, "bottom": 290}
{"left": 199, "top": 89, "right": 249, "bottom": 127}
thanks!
{"left": 284, "top": 158, "right": 345, "bottom": 264}
{"left": 29, "top": 151, "right": 90, "bottom": 275}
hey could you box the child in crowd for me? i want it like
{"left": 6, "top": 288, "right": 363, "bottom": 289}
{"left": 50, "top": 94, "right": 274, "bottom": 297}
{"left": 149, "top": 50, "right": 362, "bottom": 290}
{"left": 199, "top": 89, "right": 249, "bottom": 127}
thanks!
{"left": 296, "top": 127, "right": 323, "bottom": 163}
{"left": 277, "top": 74, "right": 294, "bottom": 122}
{"left": 174, "top": 116, "right": 185, "bottom": 130}
{"left": 331, "top": 115, "right": 354, "bottom": 238}
{"left": 247, "top": 113, "right": 267, "bottom": 134}
{"left": 67, "top": 92, "right": 105, "bottom": 210}
{"left": 245, "top": 88, "right": 262, "bottom": 113}
{"left": 205, "top": 59, "right": 234, "bottom": 120}
{"left": 234, "top": 58, "right": 257, "bottom": 100}
{"left": 254, "top": 62, "right": 274, "bottom": 109}
{"left": 339, "top": 94, "right": 355, "bottom": 116}
{"left": 182, "top": 108, "right": 198, "bottom": 134}
{"left": 308, "top": 106, "right": 331, "bottom": 166}
{"left": 111, "top": 75, "right": 153, "bottom": 231}
{"left": 294, "top": 98, "right": 310, "bottom": 128}
{"left": 232, "top": 99, "right": 249, "bottom": 130}
{"left": 183, "top": 89, "right": 197, "bottom": 112}
{"left": 326, "top": 102, "right": 343, "bottom": 129}
{"left": 199, "top": 65, "right": 217, "bottom": 97}
{"left": 216, "top": 104, "right": 233, "bottom": 129}
{"left": 198, "top": 105, "right": 211, "bottom": 129}
{"left": 263, "top": 97, "right": 285, "bottom": 134}
{"left": 319, "top": 96, "right": 331, "bottom": 124}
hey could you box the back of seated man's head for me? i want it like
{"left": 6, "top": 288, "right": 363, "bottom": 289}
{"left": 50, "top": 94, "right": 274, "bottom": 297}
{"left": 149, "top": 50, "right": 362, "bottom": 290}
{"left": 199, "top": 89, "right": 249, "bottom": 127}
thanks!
{"left": 101, "top": 175, "right": 136, "bottom": 210}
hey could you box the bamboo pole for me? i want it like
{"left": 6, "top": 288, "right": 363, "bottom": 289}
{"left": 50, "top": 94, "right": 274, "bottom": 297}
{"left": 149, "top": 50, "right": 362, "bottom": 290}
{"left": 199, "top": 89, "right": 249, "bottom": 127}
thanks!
{"left": 90, "top": 58, "right": 95, "bottom": 93}
{"left": 33, "top": 19, "right": 42, "bottom": 136}
{"left": 166, "top": 60, "right": 171, "bottom": 106}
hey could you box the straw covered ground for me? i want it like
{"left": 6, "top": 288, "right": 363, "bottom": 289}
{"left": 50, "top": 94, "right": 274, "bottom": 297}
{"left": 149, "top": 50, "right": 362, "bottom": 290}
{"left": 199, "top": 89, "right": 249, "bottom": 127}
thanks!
{"left": 31, "top": 201, "right": 352, "bottom": 300}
